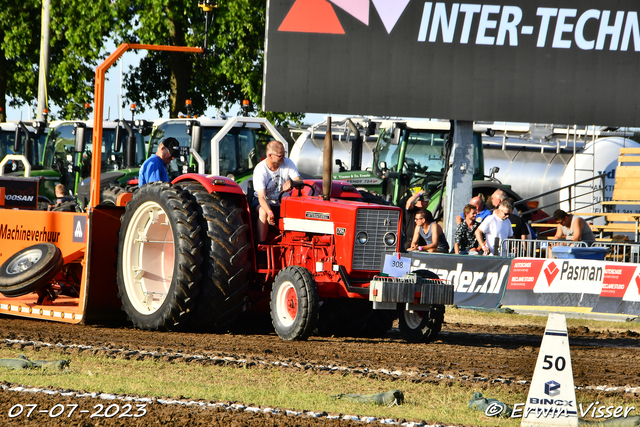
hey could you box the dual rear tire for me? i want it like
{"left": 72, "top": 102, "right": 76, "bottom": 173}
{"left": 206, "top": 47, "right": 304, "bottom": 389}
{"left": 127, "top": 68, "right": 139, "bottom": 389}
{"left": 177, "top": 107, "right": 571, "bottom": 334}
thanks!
{"left": 116, "top": 181, "right": 251, "bottom": 332}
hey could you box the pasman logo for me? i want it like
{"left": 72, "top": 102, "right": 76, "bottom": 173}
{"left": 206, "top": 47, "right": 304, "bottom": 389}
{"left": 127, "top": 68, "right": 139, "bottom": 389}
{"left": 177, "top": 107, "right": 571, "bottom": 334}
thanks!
{"left": 278, "top": 0, "right": 410, "bottom": 34}
{"left": 545, "top": 380, "right": 560, "bottom": 397}
{"left": 543, "top": 262, "right": 559, "bottom": 285}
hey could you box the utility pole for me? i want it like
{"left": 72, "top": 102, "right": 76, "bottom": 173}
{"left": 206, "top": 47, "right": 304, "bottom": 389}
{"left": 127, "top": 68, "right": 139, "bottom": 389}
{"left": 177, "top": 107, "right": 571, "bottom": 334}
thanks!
{"left": 36, "top": 0, "right": 51, "bottom": 121}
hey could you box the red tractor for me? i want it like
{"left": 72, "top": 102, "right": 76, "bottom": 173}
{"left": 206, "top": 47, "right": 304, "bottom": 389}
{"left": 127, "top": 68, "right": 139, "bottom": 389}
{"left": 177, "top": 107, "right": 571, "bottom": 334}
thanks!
{"left": 115, "top": 173, "right": 451, "bottom": 342}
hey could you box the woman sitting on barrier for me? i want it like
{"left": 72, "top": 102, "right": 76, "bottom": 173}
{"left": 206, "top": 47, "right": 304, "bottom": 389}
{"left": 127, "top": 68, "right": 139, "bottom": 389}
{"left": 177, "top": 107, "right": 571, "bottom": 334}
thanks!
{"left": 408, "top": 210, "right": 450, "bottom": 253}
{"left": 454, "top": 204, "right": 481, "bottom": 254}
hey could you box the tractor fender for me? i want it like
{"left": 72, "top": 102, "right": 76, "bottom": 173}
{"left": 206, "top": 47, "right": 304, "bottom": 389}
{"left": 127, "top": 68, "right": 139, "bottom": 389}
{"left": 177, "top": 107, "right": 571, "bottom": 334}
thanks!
{"left": 173, "top": 174, "right": 245, "bottom": 197}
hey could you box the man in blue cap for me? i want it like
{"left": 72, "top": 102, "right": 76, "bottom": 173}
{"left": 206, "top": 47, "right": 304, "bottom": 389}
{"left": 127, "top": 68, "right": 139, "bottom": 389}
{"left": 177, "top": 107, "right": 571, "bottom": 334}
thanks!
{"left": 139, "top": 137, "right": 180, "bottom": 185}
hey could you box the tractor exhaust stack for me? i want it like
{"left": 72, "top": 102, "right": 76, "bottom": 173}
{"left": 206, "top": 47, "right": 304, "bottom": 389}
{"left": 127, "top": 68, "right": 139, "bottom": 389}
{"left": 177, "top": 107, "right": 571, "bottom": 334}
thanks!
{"left": 323, "top": 116, "right": 333, "bottom": 201}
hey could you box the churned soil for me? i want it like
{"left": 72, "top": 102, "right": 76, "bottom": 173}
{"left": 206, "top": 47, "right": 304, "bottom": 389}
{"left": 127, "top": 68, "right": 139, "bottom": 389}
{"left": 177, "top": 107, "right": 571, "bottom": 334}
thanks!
{"left": 0, "top": 314, "right": 638, "bottom": 426}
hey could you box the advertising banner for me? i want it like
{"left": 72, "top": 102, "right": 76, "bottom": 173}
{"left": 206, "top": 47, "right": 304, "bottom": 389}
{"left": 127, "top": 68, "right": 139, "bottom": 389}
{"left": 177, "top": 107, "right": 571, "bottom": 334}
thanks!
{"left": 265, "top": 0, "right": 640, "bottom": 126}
{"left": 404, "top": 253, "right": 511, "bottom": 308}
{"left": 502, "top": 257, "right": 640, "bottom": 315}
{"left": 0, "top": 178, "right": 39, "bottom": 209}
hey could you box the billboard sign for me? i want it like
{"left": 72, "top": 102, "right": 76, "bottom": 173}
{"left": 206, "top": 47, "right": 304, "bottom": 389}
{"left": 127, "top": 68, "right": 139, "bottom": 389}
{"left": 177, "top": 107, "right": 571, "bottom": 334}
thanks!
{"left": 264, "top": 0, "right": 640, "bottom": 126}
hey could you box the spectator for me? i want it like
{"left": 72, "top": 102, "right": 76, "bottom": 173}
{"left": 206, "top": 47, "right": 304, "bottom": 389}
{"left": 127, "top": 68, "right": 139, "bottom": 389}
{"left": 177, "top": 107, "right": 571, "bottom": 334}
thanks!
{"left": 491, "top": 189, "right": 522, "bottom": 217}
{"left": 490, "top": 189, "right": 507, "bottom": 210}
{"left": 475, "top": 202, "right": 513, "bottom": 255}
{"left": 403, "top": 190, "right": 429, "bottom": 249}
{"left": 550, "top": 209, "right": 596, "bottom": 243}
{"left": 139, "top": 137, "right": 180, "bottom": 186}
{"left": 456, "top": 195, "right": 491, "bottom": 225}
{"left": 504, "top": 198, "right": 527, "bottom": 240}
{"left": 454, "top": 204, "right": 481, "bottom": 254}
{"left": 48, "top": 184, "right": 74, "bottom": 210}
{"left": 252, "top": 140, "right": 303, "bottom": 243}
{"left": 408, "top": 210, "right": 449, "bottom": 253}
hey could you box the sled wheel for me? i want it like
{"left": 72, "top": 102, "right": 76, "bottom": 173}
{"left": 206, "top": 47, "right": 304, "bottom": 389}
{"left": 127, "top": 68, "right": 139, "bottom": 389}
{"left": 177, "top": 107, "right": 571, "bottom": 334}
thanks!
{"left": 397, "top": 270, "right": 445, "bottom": 343}
{"left": 100, "top": 186, "right": 125, "bottom": 205}
{"left": 0, "top": 243, "right": 64, "bottom": 297}
{"left": 271, "top": 266, "right": 318, "bottom": 341}
{"left": 116, "top": 182, "right": 203, "bottom": 331}
{"left": 181, "top": 182, "right": 251, "bottom": 331}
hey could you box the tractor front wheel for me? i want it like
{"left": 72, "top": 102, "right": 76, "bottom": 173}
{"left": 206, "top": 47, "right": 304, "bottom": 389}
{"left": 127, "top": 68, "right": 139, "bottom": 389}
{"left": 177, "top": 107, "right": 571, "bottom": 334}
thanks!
{"left": 397, "top": 304, "right": 445, "bottom": 343}
{"left": 270, "top": 266, "right": 318, "bottom": 341}
{"left": 397, "top": 269, "right": 445, "bottom": 343}
{"left": 116, "top": 182, "right": 203, "bottom": 331}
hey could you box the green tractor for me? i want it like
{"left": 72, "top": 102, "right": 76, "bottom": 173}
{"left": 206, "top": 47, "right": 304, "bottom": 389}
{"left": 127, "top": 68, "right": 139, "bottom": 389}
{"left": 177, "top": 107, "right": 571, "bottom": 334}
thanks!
{"left": 1, "top": 119, "right": 149, "bottom": 210}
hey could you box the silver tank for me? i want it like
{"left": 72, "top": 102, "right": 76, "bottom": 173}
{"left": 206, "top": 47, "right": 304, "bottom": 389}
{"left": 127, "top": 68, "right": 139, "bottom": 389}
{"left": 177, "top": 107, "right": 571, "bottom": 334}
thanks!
{"left": 482, "top": 138, "right": 574, "bottom": 211}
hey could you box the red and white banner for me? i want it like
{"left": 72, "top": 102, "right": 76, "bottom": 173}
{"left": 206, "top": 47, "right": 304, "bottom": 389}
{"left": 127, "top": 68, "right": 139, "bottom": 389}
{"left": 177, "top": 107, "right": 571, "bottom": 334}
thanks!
{"left": 503, "top": 258, "right": 640, "bottom": 314}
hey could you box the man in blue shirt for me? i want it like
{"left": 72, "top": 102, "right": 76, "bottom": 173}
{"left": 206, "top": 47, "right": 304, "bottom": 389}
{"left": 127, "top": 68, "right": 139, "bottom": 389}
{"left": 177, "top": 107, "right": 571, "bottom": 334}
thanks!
{"left": 139, "top": 137, "right": 180, "bottom": 186}
{"left": 456, "top": 195, "right": 491, "bottom": 225}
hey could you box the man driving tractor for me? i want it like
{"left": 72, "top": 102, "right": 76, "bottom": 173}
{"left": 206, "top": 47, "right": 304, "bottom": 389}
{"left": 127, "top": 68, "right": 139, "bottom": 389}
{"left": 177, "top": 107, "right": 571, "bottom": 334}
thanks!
{"left": 252, "top": 140, "right": 303, "bottom": 243}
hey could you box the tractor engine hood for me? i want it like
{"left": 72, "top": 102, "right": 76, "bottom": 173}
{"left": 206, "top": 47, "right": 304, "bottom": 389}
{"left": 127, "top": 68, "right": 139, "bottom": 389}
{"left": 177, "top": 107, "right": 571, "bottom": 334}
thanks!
{"left": 280, "top": 196, "right": 401, "bottom": 275}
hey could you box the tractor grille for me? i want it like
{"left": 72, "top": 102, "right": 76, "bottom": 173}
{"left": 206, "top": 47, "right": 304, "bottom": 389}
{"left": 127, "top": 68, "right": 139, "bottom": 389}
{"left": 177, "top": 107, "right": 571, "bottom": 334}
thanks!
{"left": 352, "top": 208, "right": 400, "bottom": 270}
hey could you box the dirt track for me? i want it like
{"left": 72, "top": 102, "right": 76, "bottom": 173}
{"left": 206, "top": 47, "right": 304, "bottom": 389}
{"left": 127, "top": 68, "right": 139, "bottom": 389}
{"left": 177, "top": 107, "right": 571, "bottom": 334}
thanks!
{"left": 0, "top": 314, "right": 638, "bottom": 426}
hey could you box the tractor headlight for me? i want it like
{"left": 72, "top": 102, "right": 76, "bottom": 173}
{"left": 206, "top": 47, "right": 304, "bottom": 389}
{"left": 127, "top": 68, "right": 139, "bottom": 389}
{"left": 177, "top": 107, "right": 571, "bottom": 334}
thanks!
{"left": 383, "top": 232, "right": 397, "bottom": 246}
{"left": 356, "top": 231, "right": 368, "bottom": 244}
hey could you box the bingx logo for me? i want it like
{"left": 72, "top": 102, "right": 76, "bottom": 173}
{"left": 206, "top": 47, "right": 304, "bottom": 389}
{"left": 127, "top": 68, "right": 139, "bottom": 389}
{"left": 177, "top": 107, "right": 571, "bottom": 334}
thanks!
{"left": 278, "top": 0, "right": 410, "bottom": 34}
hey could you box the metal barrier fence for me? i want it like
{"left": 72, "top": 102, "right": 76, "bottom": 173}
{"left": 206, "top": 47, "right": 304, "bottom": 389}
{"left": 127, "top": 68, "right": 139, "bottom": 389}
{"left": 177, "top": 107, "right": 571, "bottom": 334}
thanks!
{"left": 499, "top": 239, "right": 640, "bottom": 263}
{"left": 592, "top": 241, "right": 640, "bottom": 264}
{"left": 499, "top": 239, "right": 587, "bottom": 259}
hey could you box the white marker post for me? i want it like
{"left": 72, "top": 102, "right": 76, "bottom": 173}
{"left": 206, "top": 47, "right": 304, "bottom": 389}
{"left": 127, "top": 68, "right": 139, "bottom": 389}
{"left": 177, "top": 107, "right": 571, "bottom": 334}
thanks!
{"left": 521, "top": 313, "right": 578, "bottom": 427}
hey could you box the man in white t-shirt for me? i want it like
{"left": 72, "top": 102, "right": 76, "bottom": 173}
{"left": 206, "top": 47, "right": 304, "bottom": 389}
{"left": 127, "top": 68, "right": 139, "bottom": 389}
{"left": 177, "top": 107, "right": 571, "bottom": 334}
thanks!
{"left": 475, "top": 203, "right": 513, "bottom": 255}
{"left": 252, "top": 140, "right": 303, "bottom": 243}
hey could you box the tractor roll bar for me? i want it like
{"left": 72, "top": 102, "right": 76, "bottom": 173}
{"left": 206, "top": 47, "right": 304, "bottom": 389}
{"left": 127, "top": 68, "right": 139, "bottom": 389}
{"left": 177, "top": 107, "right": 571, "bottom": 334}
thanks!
{"left": 90, "top": 44, "right": 203, "bottom": 208}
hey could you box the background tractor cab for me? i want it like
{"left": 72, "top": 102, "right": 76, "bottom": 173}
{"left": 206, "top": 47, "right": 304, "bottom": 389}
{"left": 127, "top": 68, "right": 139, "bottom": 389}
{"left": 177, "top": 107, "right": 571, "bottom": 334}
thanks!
{"left": 147, "top": 116, "right": 262, "bottom": 184}
{"left": 372, "top": 121, "right": 483, "bottom": 207}
{"left": 0, "top": 121, "right": 49, "bottom": 174}
{"left": 1, "top": 119, "right": 148, "bottom": 208}
{"left": 0, "top": 121, "right": 49, "bottom": 206}
{"left": 62, "top": 120, "right": 149, "bottom": 208}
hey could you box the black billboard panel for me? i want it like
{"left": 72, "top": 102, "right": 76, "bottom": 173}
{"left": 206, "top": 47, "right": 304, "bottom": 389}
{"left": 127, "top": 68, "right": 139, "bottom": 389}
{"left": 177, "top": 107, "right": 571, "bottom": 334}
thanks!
{"left": 264, "top": 0, "right": 640, "bottom": 126}
{"left": 0, "top": 178, "right": 39, "bottom": 209}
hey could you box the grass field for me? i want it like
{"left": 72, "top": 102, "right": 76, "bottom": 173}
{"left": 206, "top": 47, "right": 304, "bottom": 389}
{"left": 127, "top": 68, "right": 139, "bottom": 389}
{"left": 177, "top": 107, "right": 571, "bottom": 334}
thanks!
{"left": 0, "top": 308, "right": 638, "bottom": 426}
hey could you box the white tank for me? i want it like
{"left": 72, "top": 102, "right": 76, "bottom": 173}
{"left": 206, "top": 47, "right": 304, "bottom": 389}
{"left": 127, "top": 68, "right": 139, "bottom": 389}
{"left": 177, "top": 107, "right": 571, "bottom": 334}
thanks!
{"left": 559, "top": 137, "right": 640, "bottom": 223}
{"left": 482, "top": 138, "right": 574, "bottom": 212}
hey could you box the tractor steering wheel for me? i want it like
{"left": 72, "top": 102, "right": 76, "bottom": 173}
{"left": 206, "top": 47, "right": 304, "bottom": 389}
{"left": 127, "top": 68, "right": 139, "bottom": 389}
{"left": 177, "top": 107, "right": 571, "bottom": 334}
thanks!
{"left": 278, "top": 182, "right": 316, "bottom": 203}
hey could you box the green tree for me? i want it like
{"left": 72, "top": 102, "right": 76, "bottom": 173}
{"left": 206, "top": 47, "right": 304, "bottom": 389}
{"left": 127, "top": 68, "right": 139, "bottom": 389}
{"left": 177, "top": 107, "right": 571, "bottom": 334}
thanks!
{"left": 122, "top": 0, "right": 301, "bottom": 125}
{"left": 0, "top": 1, "right": 41, "bottom": 122}
{"left": 0, "top": 0, "right": 120, "bottom": 121}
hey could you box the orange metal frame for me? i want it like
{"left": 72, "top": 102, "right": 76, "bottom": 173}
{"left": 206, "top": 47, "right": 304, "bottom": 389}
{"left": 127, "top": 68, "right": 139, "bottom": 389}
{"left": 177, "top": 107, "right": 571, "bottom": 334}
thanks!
{"left": 0, "top": 44, "right": 203, "bottom": 324}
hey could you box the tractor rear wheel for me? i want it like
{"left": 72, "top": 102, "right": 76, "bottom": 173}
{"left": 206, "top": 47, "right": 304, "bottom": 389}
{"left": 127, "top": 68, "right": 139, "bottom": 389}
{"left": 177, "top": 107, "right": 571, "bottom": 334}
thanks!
{"left": 0, "top": 243, "right": 63, "bottom": 297}
{"left": 397, "top": 270, "right": 445, "bottom": 343}
{"left": 271, "top": 266, "right": 319, "bottom": 341}
{"left": 100, "top": 186, "right": 125, "bottom": 205}
{"left": 182, "top": 182, "right": 251, "bottom": 330}
{"left": 116, "top": 182, "right": 203, "bottom": 331}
